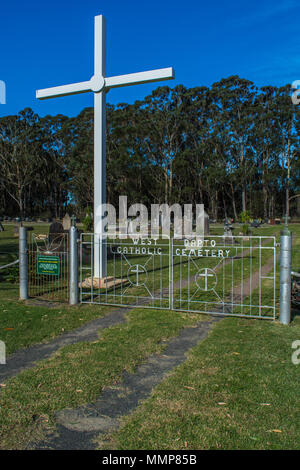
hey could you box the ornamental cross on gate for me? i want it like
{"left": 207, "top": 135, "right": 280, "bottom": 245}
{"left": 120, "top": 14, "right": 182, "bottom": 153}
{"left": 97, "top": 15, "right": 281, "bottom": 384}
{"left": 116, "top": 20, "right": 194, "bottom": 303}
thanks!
{"left": 36, "top": 14, "right": 175, "bottom": 280}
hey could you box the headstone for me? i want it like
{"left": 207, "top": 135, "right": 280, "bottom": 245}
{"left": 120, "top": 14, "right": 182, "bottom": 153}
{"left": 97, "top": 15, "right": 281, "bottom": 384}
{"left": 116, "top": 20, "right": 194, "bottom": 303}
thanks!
{"left": 251, "top": 219, "right": 260, "bottom": 228}
{"left": 204, "top": 213, "right": 210, "bottom": 235}
{"left": 49, "top": 221, "right": 64, "bottom": 244}
{"left": 223, "top": 222, "right": 235, "bottom": 244}
{"left": 62, "top": 213, "right": 71, "bottom": 230}
{"left": 49, "top": 221, "right": 64, "bottom": 234}
{"left": 224, "top": 225, "right": 233, "bottom": 237}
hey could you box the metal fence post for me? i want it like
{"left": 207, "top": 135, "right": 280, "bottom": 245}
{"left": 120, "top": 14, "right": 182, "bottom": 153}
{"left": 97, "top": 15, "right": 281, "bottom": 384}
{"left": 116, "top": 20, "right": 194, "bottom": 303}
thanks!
{"left": 19, "top": 226, "right": 28, "bottom": 300}
{"left": 279, "top": 229, "right": 292, "bottom": 325}
{"left": 69, "top": 226, "right": 79, "bottom": 305}
{"left": 170, "top": 237, "right": 173, "bottom": 310}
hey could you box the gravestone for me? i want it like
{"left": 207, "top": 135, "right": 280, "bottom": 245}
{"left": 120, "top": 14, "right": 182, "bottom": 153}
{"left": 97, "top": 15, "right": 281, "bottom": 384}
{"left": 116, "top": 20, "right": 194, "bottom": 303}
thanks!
{"left": 49, "top": 220, "right": 64, "bottom": 234}
{"left": 204, "top": 212, "right": 210, "bottom": 235}
{"left": 62, "top": 213, "right": 71, "bottom": 230}
{"left": 49, "top": 221, "right": 65, "bottom": 245}
{"left": 223, "top": 221, "right": 236, "bottom": 244}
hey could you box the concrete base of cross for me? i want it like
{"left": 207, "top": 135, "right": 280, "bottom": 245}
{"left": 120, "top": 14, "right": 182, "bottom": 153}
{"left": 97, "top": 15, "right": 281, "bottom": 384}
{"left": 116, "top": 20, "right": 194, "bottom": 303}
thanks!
{"left": 81, "top": 276, "right": 128, "bottom": 289}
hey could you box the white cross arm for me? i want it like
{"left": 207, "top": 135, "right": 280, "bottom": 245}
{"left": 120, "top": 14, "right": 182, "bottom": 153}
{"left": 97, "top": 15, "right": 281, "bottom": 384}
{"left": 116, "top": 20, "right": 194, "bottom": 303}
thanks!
{"left": 36, "top": 79, "right": 92, "bottom": 100}
{"left": 105, "top": 67, "right": 175, "bottom": 90}
{"left": 36, "top": 67, "right": 175, "bottom": 100}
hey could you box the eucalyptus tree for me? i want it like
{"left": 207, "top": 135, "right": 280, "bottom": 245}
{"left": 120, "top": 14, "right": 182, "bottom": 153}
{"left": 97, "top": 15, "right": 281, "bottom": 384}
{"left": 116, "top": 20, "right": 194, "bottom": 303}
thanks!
{"left": 275, "top": 85, "right": 299, "bottom": 217}
{"left": 106, "top": 101, "right": 154, "bottom": 207}
{"left": 39, "top": 113, "right": 69, "bottom": 218}
{"left": 61, "top": 107, "right": 94, "bottom": 211}
{"left": 139, "top": 85, "right": 188, "bottom": 205}
{"left": 0, "top": 108, "right": 45, "bottom": 221}
{"left": 210, "top": 76, "right": 257, "bottom": 214}
{"left": 251, "top": 86, "right": 282, "bottom": 218}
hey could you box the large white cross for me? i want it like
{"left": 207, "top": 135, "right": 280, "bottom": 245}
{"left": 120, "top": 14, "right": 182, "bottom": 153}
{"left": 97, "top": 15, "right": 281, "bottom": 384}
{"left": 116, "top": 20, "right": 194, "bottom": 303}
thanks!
{"left": 36, "top": 15, "right": 174, "bottom": 278}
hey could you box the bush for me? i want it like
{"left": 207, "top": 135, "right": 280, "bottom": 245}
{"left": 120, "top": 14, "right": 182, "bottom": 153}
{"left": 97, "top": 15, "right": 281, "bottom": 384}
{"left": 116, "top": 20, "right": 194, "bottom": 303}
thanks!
{"left": 83, "top": 207, "right": 93, "bottom": 232}
{"left": 242, "top": 224, "right": 252, "bottom": 236}
{"left": 239, "top": 210, "right": 251, "bottom": 224}
{"left": 0, "top": 265, "right": 19, "bottom": 283}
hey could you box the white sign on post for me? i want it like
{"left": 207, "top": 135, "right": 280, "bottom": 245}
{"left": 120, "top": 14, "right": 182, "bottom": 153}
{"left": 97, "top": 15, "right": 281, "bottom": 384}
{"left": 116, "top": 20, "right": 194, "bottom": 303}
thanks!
{"left": 36, "top": 15, "right": 175, "bottom": 279}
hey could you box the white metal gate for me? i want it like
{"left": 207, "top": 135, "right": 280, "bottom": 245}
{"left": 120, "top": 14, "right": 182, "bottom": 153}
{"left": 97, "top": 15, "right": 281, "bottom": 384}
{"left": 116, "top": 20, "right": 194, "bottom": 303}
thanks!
{"left": 80, "top": 234, "right": 171, "bottom": 309}
{"left": 80, "top": 234, "right": 276, "bottom": 319}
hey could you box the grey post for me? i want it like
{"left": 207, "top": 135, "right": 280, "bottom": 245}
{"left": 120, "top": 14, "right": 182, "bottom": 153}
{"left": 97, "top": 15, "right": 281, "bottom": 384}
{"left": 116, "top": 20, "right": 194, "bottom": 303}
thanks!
{"left": 19, "top": 226, "right": 28, "bottom": 300}
{"left": 69, "top": 226, "right": 79, "bottom": 305}
{"left": 279, "top": 228, "right": 292, "bottom": 324}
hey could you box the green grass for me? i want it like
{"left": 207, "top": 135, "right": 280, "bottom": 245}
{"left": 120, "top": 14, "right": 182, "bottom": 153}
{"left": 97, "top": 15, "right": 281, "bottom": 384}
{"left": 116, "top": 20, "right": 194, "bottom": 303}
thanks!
{"left": 0, "top": 308, "right": 201, "bottom": 449}
{"left": 0, "top": 222, "right": 299, "bottom": 450}
{"left": 0, "top": 224, "right": 114, "bottom": 354}
{"left": 0, "top": 300, "right": 112, "bottom": 356}
{"left": 100, "top": 315, "right": 300, "bottom": 450}
{"left": 94, "top": 225, "right": 300, "bottom": 450}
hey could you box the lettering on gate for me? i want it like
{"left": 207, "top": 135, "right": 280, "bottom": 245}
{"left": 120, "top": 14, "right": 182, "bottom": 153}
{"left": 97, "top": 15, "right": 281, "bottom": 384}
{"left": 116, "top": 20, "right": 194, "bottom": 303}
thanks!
{"left": 110, "top": 238, "right": 163, "bottom": 256}
{"left": 109, "top": 238, "right": 236, "bottom": 258}
{"left": 176, "top": 239, "right": 235, "bottom": 258}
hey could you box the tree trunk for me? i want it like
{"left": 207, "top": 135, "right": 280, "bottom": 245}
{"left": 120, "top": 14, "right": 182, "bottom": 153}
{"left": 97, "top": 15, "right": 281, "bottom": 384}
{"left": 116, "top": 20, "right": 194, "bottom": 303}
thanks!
{"left": 231, "top": 184, "right": 238, "bottom": 221}
{"left": 242, "top": 186, "right": 246, "bottom": 213}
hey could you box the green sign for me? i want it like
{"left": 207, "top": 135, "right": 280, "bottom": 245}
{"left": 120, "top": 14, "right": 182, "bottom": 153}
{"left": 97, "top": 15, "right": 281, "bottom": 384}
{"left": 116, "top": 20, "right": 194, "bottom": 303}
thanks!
{"left": 37, "top": 255, "right": 60, "bottom": 276}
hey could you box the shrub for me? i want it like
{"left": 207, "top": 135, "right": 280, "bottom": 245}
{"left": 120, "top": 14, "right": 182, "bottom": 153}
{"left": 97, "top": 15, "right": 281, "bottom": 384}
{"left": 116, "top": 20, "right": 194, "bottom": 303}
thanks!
{"left": 83, "top": 207, "right": 93, "bottom": 232}
{"left": 239, "top": 210, "right": 251, "bottom": 224}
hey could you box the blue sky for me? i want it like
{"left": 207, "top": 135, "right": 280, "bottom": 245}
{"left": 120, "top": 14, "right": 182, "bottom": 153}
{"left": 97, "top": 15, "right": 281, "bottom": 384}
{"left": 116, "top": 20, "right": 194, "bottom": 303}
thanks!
{"left": 0, "top": 0, "right": 298, "bottom": 118}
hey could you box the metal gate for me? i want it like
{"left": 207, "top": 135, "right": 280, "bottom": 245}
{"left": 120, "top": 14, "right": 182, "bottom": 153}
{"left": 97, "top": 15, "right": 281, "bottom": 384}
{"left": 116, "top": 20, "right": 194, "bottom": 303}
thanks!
{"left": 79, "top": 234, "right": 276, "bottom": 319}
{"left": 80, "top": 233, "right": 170, "bottom": 309}
{"left": 172, "top": 236, "right": 276, "bottom": 319}
{"left": 28, "top": 232, "right": 69, "bottom": 302}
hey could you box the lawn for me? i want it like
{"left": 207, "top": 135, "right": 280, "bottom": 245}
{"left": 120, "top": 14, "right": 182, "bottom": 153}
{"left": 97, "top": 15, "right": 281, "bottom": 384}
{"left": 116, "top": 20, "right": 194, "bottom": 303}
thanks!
{"left": 0, "top": 223, "right": 111, "bottom": 354}
{"left": 95, "top": 224, "right": 300, "bottom": 450}
{"left": 101, "top": 314, "right": 300, "bottom": 450}
{"left": 0, "top": 307, "right": 201, "bottom": 449}
{"left": 0, "top": 222, "right": 299, "bottom": 450}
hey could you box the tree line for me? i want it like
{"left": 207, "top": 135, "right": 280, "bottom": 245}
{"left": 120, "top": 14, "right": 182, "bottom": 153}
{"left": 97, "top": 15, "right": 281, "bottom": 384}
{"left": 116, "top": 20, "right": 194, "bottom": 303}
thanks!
{"left": 0, "top": 75, "right": 299, "bottom": 222}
